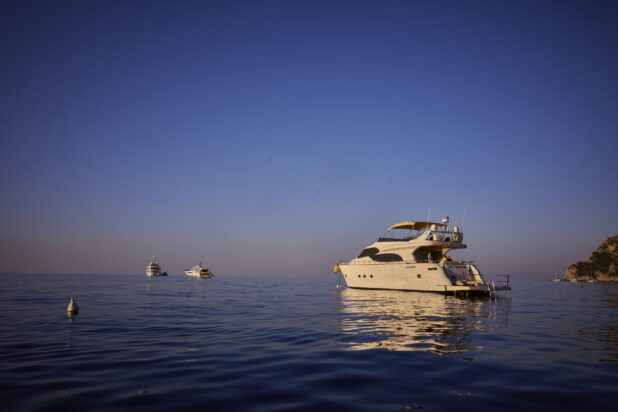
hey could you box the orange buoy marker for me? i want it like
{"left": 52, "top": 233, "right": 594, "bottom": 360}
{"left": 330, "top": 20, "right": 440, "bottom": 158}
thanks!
{"left": 579, "top": 283, "right": 583, "bottom": 288}
{"left": 67, "top": 296, "right": 79, "bottom": 315}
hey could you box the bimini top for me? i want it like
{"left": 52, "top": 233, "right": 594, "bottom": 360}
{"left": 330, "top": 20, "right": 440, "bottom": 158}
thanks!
{"left": 387, "top": 221, "right": 447, "bottom": 231}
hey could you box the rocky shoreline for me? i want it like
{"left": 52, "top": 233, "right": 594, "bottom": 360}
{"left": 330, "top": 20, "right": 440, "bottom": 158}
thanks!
{"left": 564, "top": 235, "right": 618, "bottom": 282}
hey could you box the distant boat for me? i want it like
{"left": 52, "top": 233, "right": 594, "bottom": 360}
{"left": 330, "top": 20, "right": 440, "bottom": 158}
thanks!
{"left": 146, "top": 256, "right": 168, "bottom": 276}
{"left": 185, "top": 262, "right": 213, "bottom": 278}
{"left": 552, "top": 270, "right": 562, "bottom": 282}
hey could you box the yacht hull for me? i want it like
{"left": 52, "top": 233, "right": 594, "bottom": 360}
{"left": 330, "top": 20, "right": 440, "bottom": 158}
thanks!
{"left": 339, "top": 261, "right": 509, "bottom": 295}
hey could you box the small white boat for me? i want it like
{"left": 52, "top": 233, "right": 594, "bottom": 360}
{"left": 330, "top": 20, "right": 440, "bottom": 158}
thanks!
{"left": 185, "top": 262, "right": 213, "bottom": 278}
{"left": 146, "top": 256, "right": 167, "bottom": 276}
{"left": 335, "top": 217, "right": 510, "bottom": 296}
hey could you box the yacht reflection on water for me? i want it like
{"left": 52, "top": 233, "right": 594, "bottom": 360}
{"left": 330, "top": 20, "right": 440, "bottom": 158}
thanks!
{"left": 335, "top": 287, "right": 511, "bottom": 354}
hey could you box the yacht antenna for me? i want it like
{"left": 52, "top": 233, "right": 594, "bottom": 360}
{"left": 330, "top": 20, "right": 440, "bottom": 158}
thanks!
{"left": 426, "top": 204, "right": 431, "bottom": 225}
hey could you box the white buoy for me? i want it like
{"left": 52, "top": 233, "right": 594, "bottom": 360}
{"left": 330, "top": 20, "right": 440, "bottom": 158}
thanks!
{"left": 67, "top": 296, "right": 79, "bottom": 315}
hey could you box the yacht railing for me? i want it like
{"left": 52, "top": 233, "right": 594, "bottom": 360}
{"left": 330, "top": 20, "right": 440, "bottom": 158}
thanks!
{"left": 378, "top": 231, "right": 464, "bottom": 244}
{"left": 340, "top": 258, "right": 471, "bottom": 266}
{"left": 445, "top": 260, "right": 474, "bottom": 266}
{"left": 495, "top": 274, "right": 510, "bottom": 288}
{"left": 427, "top": 231, "right": 464, "bottom": 243}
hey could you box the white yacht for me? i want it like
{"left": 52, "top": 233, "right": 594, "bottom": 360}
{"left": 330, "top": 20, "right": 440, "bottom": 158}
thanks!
{"left": 334, "top": 218, "right": 510, "bottom": 296}
{"left": 185, "top": 262, "right": 213, "bottom": 278}
{"left": 146, "top": 256, "right": 167, "bottom": 276}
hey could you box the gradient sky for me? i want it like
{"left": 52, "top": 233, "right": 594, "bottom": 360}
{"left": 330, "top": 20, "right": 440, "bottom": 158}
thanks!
{"left": 1, "top": 0, "right": 617, "bottom": 279}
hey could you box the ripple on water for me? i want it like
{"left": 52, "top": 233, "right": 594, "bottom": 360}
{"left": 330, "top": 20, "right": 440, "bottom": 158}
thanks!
{"left": 0, "top": 275, "right": 617, "bottom": 411}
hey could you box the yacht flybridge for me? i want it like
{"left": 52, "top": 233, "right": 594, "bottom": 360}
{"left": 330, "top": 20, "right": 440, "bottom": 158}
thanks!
{"left": 334, "top": 218, "right": 510, "bottom": 296}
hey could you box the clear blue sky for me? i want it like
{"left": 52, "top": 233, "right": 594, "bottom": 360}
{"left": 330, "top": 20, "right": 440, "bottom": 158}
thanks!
{"left": 1, "top": 0, "right": 617, "bottom": 279}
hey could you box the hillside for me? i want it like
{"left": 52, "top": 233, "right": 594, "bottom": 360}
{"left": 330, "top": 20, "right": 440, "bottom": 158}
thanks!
{"left": 564, "top": 235, "right": 618, "bottom": 282}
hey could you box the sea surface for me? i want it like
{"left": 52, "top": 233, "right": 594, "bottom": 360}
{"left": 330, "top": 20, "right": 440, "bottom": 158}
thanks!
{"left": 0, "top": 274, "right": 616, "bottom": 411}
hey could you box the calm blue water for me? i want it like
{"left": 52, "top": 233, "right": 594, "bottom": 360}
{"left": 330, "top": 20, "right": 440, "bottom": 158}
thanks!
{"left": 0, "top": 274, "right": 616, "bottom": 411}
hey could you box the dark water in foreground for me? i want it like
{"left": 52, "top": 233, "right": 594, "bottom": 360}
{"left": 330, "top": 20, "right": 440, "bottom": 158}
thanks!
{"left": 0, "top": 274, "right": 616, "bottom": 411}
